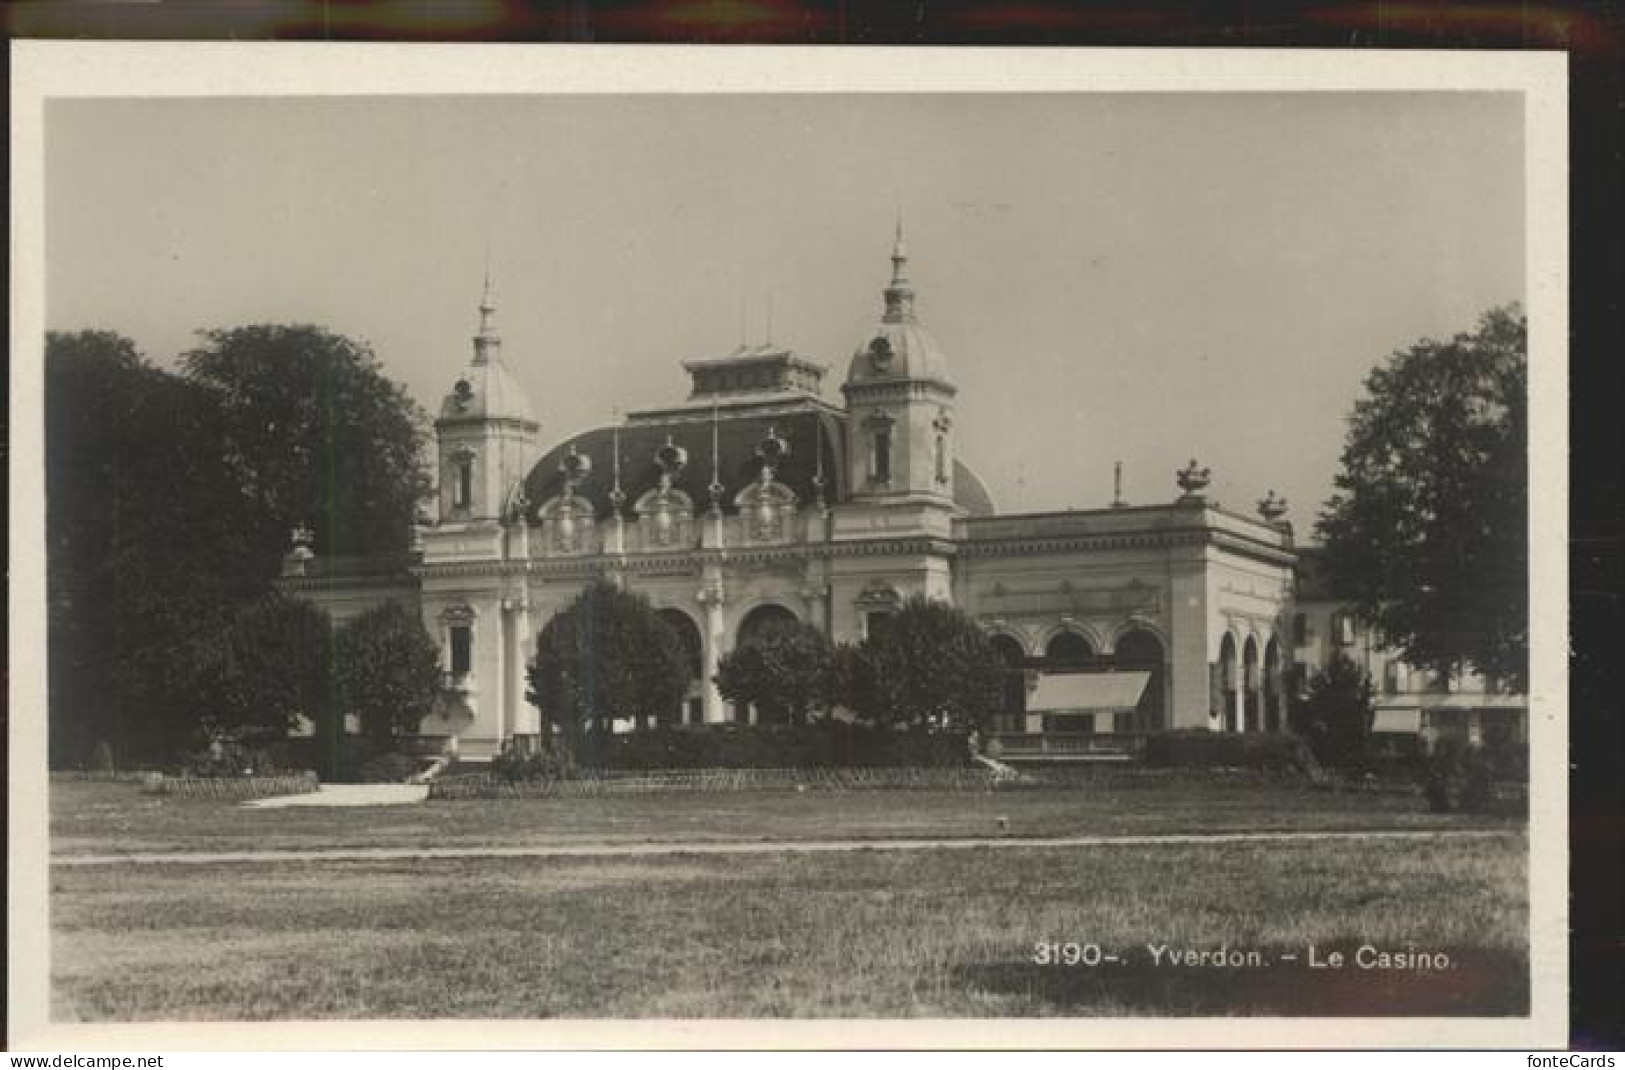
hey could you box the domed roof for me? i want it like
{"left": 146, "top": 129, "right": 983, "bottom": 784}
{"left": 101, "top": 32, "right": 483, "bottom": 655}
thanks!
{"left": 523, "top": 407, "right": 843, "bottom": 519}
{"left": 436, "top": 282, "right": 538, "bottom": 428}
{"left": 438, "top": 357, "right": 537, "bottom": 427}
{"left": 954, "top": 459, "right": 997, "bottom": 517}
{"left": 844, "top": 222, "right": 953, "bottom": 390}
{"left": 522, "top": 406, "right": 993, "bottom": 519}
{"left": 847, "top": 320, "right": 953, "bottom": 387}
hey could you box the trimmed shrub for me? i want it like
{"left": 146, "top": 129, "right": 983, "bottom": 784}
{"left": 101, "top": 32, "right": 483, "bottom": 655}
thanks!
{"left": 491, "top": 741, "right": 579, "bottom": 783}
{"left": 430, "top": 765, "right": 998, "bottom": 799}
{"left": 568, "top": 722, "right": 974, "bottom": 771}
{"left": 1141, "top": 729, "right": 1323, "bottom": 779}
{"left": 173, "top": 737, "right": 292, "bottom": 779}
{"left": 1423, "top": 739, "right": 1525, "bottom": 815}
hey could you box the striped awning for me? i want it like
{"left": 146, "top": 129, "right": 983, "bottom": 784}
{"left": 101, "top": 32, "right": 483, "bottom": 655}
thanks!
{"left": 1028, "top": 671, "right": 1150, "bottom": 713}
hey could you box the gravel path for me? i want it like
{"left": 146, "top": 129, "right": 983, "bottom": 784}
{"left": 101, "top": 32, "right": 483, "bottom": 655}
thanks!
{"left": 240, "top": 784, "right": 429, "bottom": 808}
{"left": 50, "top": 827, "right": 1512, "bottom": 867}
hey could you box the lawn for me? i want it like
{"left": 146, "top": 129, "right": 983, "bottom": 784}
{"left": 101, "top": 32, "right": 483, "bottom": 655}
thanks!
{"left": 49, "top": 774, "right": 1512, "bottom": 857}
{"left": 45, "top": 778, "right": 1528, "bottom": 1019}
{"left": 51, "top": 832, "right": 1528, "bottom": 1019}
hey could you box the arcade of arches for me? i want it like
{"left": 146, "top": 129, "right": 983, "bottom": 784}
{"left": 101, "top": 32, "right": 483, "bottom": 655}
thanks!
{"left": 1214, "top": 631, "right": 1287, "bottom": 733}
{"left": 989, "top": 628, "right": 1168, "bottom": 735}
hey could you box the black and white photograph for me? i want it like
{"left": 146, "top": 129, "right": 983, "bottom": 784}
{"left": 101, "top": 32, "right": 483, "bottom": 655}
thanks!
{"left": 8, "top": 44, "right": 1567, "bottom": 1049}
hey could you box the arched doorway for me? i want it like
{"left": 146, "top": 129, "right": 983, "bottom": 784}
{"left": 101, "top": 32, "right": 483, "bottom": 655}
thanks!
{"left": 657, "top": 608, "right": 704, "bottom": 727}
{"left": 989, "top": 634, "right": 1027, "bottom": 734}
{"left": 738, "top": 603, "right": 798, "bottom": 645}
{"left": 1114, "top": 628, "right": 1165, "bottom": 733}
{"left": 1044, "top": 630, "right": 1095, "bottom": 670}
{"left": 1218, "top": 633, "right": 1239, "bottom": 732}
{"left": 733, "top": 603, "right": 800, "bottom": 725}
{"left": 1243, "top": 635, "right": 1261, "bottom": 732}
{"left": 1263, "top": 637, "right": 1282, "bottom": 733}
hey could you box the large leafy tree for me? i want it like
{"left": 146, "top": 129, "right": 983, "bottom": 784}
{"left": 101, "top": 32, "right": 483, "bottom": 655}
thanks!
{"left": 45, "top": 331, "right": 263, "bottom": 764}
{"left": 182, "top": 324, "right": 432, "bottom": 564}
{"left": 1290, "top": 652, "right": 1376, "bottom": 768}
{"left": 839, "top": 596, "right": 1006, "bottom": 731}
{"left": 714, "top": 619, "right": 834, "bottom": 726}
{"left": 202, "top": 593, "right": 336, "bottom": 741}
{"left": 335, "top": 600, "right": 443, "bottom": 746}
{"left": 527, "top": 580, "right": 690, "bottom": 748}
{"left": 1316, "top": 306, "right": 1528, "bottom": 691}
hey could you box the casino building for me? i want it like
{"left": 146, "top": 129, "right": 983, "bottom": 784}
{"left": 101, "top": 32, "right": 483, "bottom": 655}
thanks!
{"left": 280, "top": 227, "right": 1299, "bottom": 759}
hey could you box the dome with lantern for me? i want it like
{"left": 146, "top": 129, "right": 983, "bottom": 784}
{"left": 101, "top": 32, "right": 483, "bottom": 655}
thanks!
{"left": 438, "top": 278, "right": 539, "bottom": 430}
{"left": 844, "top": 221, "right": 954, "bottom": 389}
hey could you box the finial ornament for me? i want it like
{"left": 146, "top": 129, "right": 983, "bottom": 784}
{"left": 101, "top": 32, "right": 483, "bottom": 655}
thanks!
{"left": 811, "top": 415, "right": 827, "bottom": 513}
{"left": 555, "top": 445, "right": 592, "bottom": 552}
{"left": 755, "top": 425, "right": 789, "bottom": 482}
{"left": 708, "top": 396, "right": 725, "bottom": 514}
{"left": 1257, "top": 489, "right": 1288, "bottom": 523}
{"left": 1175, "top": 459, "right": 1212, "bottom": 500}
{"left": 655, "top": 434, "right": 689, "bottom": 491}
{"left": 1112, "top": 460, "right": 1128, "bottom": 508}
{"left": 608, "top": 421, "right": 627, "bottom": 513}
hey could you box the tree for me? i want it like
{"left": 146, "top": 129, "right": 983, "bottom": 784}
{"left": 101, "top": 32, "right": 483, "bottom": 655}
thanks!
{"left": 527, "top": 580, "right": 690, "bottom": 749}
{"left": 1290, "top": 652, "right": 1375, "bottom": 768}
{"left": 838, "top": 596, "right": 1006, "bottom": 731}
{"left": 46, "top": 331, "right": 265, "bottom": 765}
{"left": 1316, "top": 306, "right": 1527, "bottom": 690}
{"left": 714, "top": 619, "right": 834, "bottom": 726}
{"left": 182, "top": 325, "right": 432, "bottom": 566}
{"left": 203, "top": 594, "right": 336, "bottom": 742}
{"left": 335, "top": 601, "right": 442, "bottom": 746}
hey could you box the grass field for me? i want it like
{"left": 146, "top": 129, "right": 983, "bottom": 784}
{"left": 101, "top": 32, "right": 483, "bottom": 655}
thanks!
{"left": 46, "top": 779, "right": 1528, "bottom": 1020}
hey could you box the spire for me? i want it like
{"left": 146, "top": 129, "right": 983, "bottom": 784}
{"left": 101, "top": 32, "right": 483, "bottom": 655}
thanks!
{"left": 883, "top": 212, "right": 916, "bottom": 324}
{"left": 473, "top": 273, "right": 501, "bottom": 365}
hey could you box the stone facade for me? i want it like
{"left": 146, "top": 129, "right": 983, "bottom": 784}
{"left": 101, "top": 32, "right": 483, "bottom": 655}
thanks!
{"left": 280, "top": 232, "right": 1297, "bottom": 759}
{"left": 1291, "top": 548, "right": 1528, "bottom": 755}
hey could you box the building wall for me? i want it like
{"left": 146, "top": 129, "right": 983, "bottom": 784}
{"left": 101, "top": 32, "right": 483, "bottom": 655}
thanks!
{"left": 1292, "top": 597, "right": 1527, "bottom": 749}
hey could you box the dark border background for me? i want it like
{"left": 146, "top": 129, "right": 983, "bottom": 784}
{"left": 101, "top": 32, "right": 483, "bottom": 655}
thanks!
{"left": 5, "top": 0, "right": 1621, "bottom": 1051}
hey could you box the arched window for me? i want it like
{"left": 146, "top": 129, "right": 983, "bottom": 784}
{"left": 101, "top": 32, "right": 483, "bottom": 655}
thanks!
{"left": 1217, "top": 633, "right": 1239, "bottom": 731}
{"left": 452, "top": 457, "right": 473, "bottom": 509}
{"left": 1114, "top": 628, "right": 1165, "bottom": 733}
{"left": 1045, "top": 630, "right": 1094, "bottom": 669}
{"left": 871, "top": 430, "right": 892, "bottom": 483}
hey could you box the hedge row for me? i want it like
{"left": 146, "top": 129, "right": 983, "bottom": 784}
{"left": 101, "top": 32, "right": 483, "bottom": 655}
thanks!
{"left": 142, "top": 772, "right": 319, "bottom": 800}
{"left": 564, "top": 723, "right": 975, "bottom": 770}
{"left": 49, "top": 769, "right": 157, "bottom": 783}
{"left": 430, "top": 765, "right": 999, "bottom": 799}
{"left": 1141, "top": 729, "right": 1323, "bottom": 779}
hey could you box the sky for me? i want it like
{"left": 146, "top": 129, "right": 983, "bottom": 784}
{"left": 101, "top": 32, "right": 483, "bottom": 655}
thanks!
{"left": 45, "top": 91, "right": 1525, "bottom": 528}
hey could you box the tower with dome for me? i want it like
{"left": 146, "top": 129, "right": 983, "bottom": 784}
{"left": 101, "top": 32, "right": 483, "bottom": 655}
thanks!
{"left": 282, "top": 226, "right": 1298, "bottom": 760}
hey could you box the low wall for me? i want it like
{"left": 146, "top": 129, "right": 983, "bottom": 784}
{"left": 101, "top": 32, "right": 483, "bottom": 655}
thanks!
{"left": 431, "top": 766, "right": 999, "bottom": 800}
